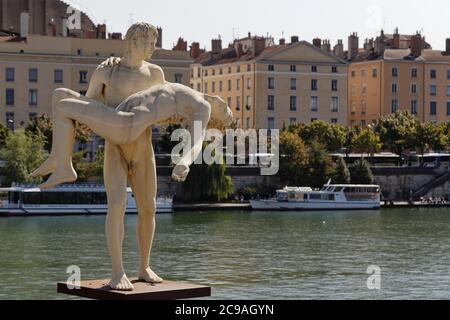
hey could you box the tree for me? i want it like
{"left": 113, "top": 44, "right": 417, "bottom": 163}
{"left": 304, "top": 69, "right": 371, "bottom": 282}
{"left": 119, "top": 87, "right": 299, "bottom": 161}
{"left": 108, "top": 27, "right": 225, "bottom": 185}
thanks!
{"left": 72, "top": 148, "right": 105, "bottom": 183}
{"left": 374, "top": 111, "right": 418, "bottom": 164}
{"left": 333, "top": 157, "right": 351, "bottom": 184}
{"left": 413, "top": 122, "right": 447, "bottom": 161}
{"left": 292, "top": 121, "right": 346, "bottom": 152}
{"left": 181, "top": 153, "right": 234, "bottom": 202}
{"left": 351, "top": 159, "right": 374, "bottom": 184}
{"left": 351, "top": 127, "right": 382, "bottom": 155}
{"left": 305, "top": 140, "right": 335, "bottom": 188}
{"left": 279, "top": 131, "right": 309, "bottom": 186}
{"left": 157, "top": 124, "right": 182, "bottom": 154}
{"left": 0, "top": 130, "right": 45, "bottom": 186}
{"left": 0, "top": 123, "right": 10, "bottom": 149}
{"left": 25, "top": 114, "right": 91, "bottom": 152}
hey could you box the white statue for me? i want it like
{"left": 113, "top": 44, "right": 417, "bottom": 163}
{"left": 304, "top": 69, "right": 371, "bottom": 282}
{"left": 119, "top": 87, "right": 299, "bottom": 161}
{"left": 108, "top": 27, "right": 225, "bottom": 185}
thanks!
{"left": 31, "top": 23, "right": 232, "bottom": 291}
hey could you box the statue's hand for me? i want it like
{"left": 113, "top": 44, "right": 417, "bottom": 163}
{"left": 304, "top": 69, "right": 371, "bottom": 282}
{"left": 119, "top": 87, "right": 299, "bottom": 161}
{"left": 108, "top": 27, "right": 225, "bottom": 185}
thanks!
{"left": 100, "top": 57, "right": 121, "bottom": 68}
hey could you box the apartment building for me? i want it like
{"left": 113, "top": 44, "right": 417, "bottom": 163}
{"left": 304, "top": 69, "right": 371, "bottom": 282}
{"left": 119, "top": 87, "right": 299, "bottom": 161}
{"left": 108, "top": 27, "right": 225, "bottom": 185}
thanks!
{"left": 191, "top": 34, "right": 348, "bottom": 130}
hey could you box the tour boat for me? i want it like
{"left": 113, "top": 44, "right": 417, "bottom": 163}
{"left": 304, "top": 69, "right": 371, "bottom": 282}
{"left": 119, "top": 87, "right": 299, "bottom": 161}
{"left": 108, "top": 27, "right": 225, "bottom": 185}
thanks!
{"left": 0, "top": 183, "right": 173, "bottom": 216}
{"left": 250, "top": 184, "right": 381, "bottom": 210}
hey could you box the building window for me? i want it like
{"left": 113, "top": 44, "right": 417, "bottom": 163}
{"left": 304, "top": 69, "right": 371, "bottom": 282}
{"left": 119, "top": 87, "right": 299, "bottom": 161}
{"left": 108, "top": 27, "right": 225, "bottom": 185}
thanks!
{"left": 311, "top": 96, "right": 318, "bottom": 112}
{"left": 236, "top": 118, "right": 241, "bottom": 127}
{"left": 430, "top": 69, "right": 437, "bottom": 79}
{"left": 29, "top": 68, "right": 38, "bottom": 82}
{"left": 411, "top": 100, "right": 418, "bottom": 115}
{"left": 290, "top": 96, "right": 297, "bottom": 111}
{"left": 197, "top": 83, "right": 201, "bottom": 92}
{"left": 237, "top": 65, "right": 241, "bottom": 73}
{"left": 237, "top": 79, "right": 241, "bottom": 90}
{"left": 246, "top": 117, "right": 251, "bottom": 129}
{"left": 246, "top": 96, "right": 252, "bottom": 110}
{"left": 268, "top": 117, "right": 275, "bottom": 130}
{"left": 268, "top": 65, "right": 274, "bottom": 71}
{"left": 447, "top": 85, "right": 450, "bottom": 96}
{"left": 219, "top": 81, "right": 223, "bottom": 92}
{"left": 197, "top": 69, "right": 201, "bottom": 78}
{"left": 268, "top": 77, "right": 275, "bottom": 89}
{"left": 391, "top": 99, "right": 398, "bottom": 113}
{"left": 351, "top": 101, "right": 356, "bottom": 113}
{"left": 361, "top": 100, "right": 367, "bottom": 114}
{"left": 311, "top": 79, "right": 318, "bottom": 91}
{"left": 6, "top": 68, "right": 14, "bottom": 82}
{"left": 351, "top": 85, "right": 356, "bottom": 96}
{"left": 392, "top": 67, "right": 398, "bottom": 77}
{"left": 430, "top": 85, "right": 437, "bottom": 96}
{"left": 447, "top": 70, "right": 450, "bottom": 80}
{"left": 290, "top": 117, "right": 297, "bottom": 125}
{"left": 311, "top": 118, "right": 318, "bottom": 123}
{"left": 372, "top": 68, "right": 378, "bottom": 78}
{"left": 79, "top": 90, "right": 87, "bottom": 96}
{"left": 204, "top": 82, "right": 208, "bottom": 93}
{"left": 211, "top": 81, "right": 216, "bottom": 93}
{"left": 212, "top": 69, "right": 216, "bottom": 76}
{"left": 77, "top": 49, "right": 82, "bottom": 55}
{"left": 361, "top": 69, "right": 367, "bottom": 77}
{"left": 174, "top": 73, "right": 183, "bottom": 84}
{"left": 311, "top": 65, "right": 317, "bottom": 73}
{"left": 331, "top": 118, "right": 338, "bottom": 124}
{"left": 247, "top": 78, "right": 251, "bottom": 90}
{"left": 54, "top": 69, "right": 63, "bottom": 84}
{"left": 362, "top": 84, "right": 367, "bottom": 95}
{"left": 6, "top": 112, "right": 14, "bottom": 130}
{"left": 290, "top": 78, "right": 297, "bottom": 90}
{"left": 79, "top": 71, "right": 88, "bottom": 84}
{"left": 332, "top": 80, "right": 338, "bottom": 91}
{"left": 228, "top": 67, "right": 232, "bottom": 74}
{"left": 412, "top": 68, "right": 418, "bottom": 78}
{"left": 392, "top": 83, "right": 398, "bottom": 93}
{"left": 411, "top": 83, "right": 417, "bottom": 94}
{"left": 29, "top": 112, "right": 38, "bottom": 121}
{"left": 236, "top": 96, "right": 241, "bottom": 111}
{"left": 290, "top": 65, "right": 296, "bottom": 72}
{"left": 430, "top": 101, "right": 437, "bottom": 115}
{"left": 228, "top": 80, "right": 232, "bottom": 91}
{"left": 351, "top": 70, "right": 356, "bottom": 77}
{"left": 332, "top": 66, "right": 338, "bottom": 73}
{"left": 267, "top": 95, "right": 275, "bottom": 111}
{"left": 204, "top": 70, "right": 208, "bottom": 76}
{"left": 361, "top": 120, "right": 366, "bottom": 127}
{"left": 447, "top": 102, "right": 450, "bottom": 116}
{"left": 227, "top": 97, "right": 232, "bottom": 109}
{"left": 331, "top": 97, "right": 339, "bottom": 112}
{"left": 29, "top": 89, "right": 38, "bottom": 106}
{"left": 6, "top": 89, "right": 14, "bottom": 106}
{"left": 247, "top": 64, "right": 251, "bottom": 72}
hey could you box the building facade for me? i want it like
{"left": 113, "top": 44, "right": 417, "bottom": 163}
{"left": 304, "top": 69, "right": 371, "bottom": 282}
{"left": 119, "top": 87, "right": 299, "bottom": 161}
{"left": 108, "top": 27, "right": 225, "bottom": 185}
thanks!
{"left": 191, "top": 36, "right": 348, "bottom": 129}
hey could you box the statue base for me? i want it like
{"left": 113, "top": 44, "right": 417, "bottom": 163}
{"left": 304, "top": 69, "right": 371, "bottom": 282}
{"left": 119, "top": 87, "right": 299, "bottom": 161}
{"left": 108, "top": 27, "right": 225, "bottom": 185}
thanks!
{"left": 57, "top": 279, "right": 211, "bottom": 300}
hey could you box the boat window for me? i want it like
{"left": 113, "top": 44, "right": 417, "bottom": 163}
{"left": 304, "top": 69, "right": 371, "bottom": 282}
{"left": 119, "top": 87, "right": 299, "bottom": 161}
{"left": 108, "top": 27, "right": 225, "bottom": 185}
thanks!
{"left": 334, "top": 187, "right": 343, "bottom": 192}
{"left": 310, "top": 194, "right": 321, "bottom": 200}
{"left": 303, "top": 194, "right": 308, "bottom": 200}
{"left": 9, "top": 192, "right": 20, "bottom": 204}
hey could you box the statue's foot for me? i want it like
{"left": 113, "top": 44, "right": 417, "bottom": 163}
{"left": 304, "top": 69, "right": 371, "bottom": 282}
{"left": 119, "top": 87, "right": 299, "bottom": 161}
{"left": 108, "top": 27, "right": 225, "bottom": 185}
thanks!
{"left": 138, "top": 267, "right": 163, "bottom": 284}
{"left": 172, "top": 164, "right": 190, "bottom": 182}
{"left": 31, "top": 156, "right": 57, "bottom": 178}
{"left": 39, "top": 167, "right": 77, "bottom": 190}
{"left": 109, "top": 273, "right": 134, "bottom": 291}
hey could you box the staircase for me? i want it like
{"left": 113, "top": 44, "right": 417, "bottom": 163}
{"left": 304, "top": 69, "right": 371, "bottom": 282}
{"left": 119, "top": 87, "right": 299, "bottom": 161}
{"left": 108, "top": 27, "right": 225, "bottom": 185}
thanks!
{"left": 412, "top": 170, "right": 450, "bottom": 199}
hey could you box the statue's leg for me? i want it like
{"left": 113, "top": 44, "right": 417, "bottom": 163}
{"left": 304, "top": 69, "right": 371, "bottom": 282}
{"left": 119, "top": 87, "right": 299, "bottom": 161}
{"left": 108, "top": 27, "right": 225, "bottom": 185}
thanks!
{"left": 31, "top": 88, "right": 81, "bottom": 178}
{"left": 127, "top": 130, "right": 163, "bottom": 283}
{"left": 104, "top": 142, "right": 134, "bottom": 291}
{"left": 172, "top": 101, "right": 211, "bottom": 181}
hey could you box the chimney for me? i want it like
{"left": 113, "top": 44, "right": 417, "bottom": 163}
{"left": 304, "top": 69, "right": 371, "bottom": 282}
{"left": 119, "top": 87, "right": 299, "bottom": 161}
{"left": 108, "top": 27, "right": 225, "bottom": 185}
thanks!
{"left": 235, "top": 42, "right": 243, "bottom": 58}
{"left": 96, "top": 24, "right": 106, "bottom": 39}
{"left": 173, "top": 37, "right": 188, "bottom": 51}
{"left": 333, "top": 39, "right": 345, "bottom": 59}
{"left": 111, "top": 33, "right": 122, "bottom": 40}
{"left": 156, "top": 27, "right": 163, "bottom": 48}
{"left": 392, "top": 27, "right": 400, "bottom": 48}
{"left": 20, "top": 12, "right": 29, "bottom": 38}
{"left": 279, "top": 38, "right": 285, "bottom": 45}
{"left": 364, "top": 38, "right": 374, "bottom": 52}
{"left": 313, "top": 38, "right": 322, "bottom": 48}
{"left": 253, "top": 37, "right": 266, "bottom": 56}
{"left": 446, "top": 38, "right": 450, "bottom": 55}
{"left": 322, "top": 39, "right": 331, "bottom": 52}
{"left": 190, "top": 42, "right": 200, "bottom": 59}
{"left": 291, "top": 35, "right": 299, "bottom": 43}
{"left": 348, "top": 32, "right": 359, "bottom": 60}
{"left": 410, "top": 33, "right": 423, "bottom": 57}
{"left": 211, "top": 38, "right": 222, "bottom": 55}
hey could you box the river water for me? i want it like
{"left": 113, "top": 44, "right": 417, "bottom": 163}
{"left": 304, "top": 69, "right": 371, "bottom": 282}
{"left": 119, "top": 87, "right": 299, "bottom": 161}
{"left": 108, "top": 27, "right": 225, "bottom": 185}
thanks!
{"left": 0, "top": 208, "right": 449, "bottom": 300}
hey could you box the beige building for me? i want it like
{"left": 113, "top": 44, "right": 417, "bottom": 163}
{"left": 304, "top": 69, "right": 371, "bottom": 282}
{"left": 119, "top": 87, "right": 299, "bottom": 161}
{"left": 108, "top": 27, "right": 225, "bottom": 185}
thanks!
{"left": 0, "top": 33, "right": 193, "bottom": 132}
{"left": 191, "top": 35, "right": 348, "bottom": 130}
{"left": 349, "top": 32, "right": 450, "bottom": 125}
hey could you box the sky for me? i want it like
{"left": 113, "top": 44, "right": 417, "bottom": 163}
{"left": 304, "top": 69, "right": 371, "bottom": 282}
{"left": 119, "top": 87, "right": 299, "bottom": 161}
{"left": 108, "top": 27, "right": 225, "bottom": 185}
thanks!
{"left": 67, "top": 0, "right": 450, "bottom": 51}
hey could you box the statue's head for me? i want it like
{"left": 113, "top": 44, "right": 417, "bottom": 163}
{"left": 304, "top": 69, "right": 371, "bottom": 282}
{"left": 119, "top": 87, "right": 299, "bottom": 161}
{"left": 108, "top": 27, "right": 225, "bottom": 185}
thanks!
{"left": 205, "top": 94, "right": 234, "bottom": 129}
{"left": 125, "top": 22, "right": 158, "bottom": 59}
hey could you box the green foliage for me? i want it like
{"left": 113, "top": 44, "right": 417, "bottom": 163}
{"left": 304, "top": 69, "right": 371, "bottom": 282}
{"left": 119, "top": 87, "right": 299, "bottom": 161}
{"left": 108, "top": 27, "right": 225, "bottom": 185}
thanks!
{"left": 157, "top": 124, "right": 182, "bottom": 154}
{"left": 290, "top": 121, "right": 346, "bottom": 152}
{"left": 181, "top": 157, "right": 234, "bottom": 202}
{"left": 333, "top": 157, "right": 351, "bottom": 184}
{"left": 72, "top": 148, "right": 104, "bottom": 183}
{"left": 350, "top": 159, "right": 374, "bottom": 184}
{"left": 0, "top": 123, "right": 10, "bottom": 149}
{"left": 279, "top": 131, "right": 308, "bottom": 186}
{"left": 0, "top": 130, "right": 45, "bottom": 186}
{"left": 351, "top": 127, "right": 382, "bottom": 155}
{"left": 413, "top": 122, "right": 448, "bottom": 158}
{"left": 237, "top": 185, "right": 277, "bottom": 200}
{"left": 304, "top": 140, "right": 335, "bottom": 188}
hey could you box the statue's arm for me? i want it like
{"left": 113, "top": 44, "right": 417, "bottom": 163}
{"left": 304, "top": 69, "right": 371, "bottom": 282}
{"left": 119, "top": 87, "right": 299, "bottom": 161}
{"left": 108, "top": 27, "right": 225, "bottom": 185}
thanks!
{"left": 148, "top": 64, "right": 166, "bottom": 85}
{"left": 86, "top": 67, "right": 106, "bottom": 101}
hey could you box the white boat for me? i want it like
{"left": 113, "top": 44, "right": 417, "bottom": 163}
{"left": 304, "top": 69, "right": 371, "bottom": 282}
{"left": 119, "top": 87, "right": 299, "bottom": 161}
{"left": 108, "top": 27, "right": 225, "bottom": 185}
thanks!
{"left": 250, "top": 184, "right": 381, "bottom": 211}
{"left": 0, "top": 184, "right": 173, "bottom": 216}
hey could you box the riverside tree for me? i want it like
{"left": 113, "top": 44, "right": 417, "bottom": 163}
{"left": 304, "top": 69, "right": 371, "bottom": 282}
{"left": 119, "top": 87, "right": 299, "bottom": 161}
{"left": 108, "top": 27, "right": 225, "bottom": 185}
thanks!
{"left": 351, "top": 159, "right": 374, "bottom": 184}
{"left": 279, "top": 131, "right": 308, "bottom": 186}
{"left": 290, "top": 121, "right": 346, "bottom": 152}
{"left": 351, "top": 127, "right": 382, "bottom": 155}
{"left": 333, "top": 157, "right": 351, "bottom": 184}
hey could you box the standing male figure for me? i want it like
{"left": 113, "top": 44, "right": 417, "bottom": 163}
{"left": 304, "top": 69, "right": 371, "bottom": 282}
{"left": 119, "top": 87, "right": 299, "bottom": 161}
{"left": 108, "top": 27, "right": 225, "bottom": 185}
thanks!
{"left": 33, "top": 23, "right": 165, "bottom": 290}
